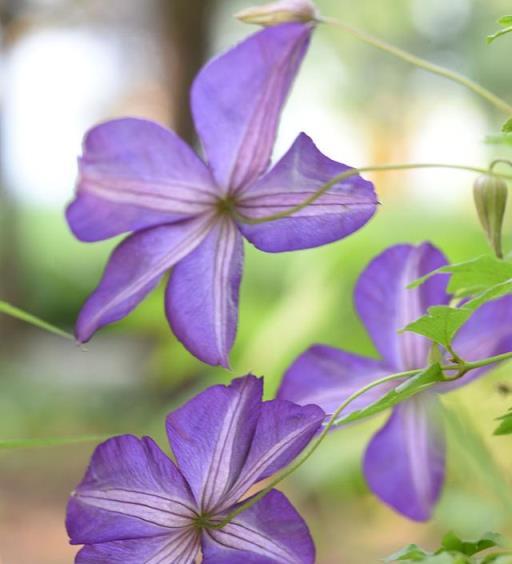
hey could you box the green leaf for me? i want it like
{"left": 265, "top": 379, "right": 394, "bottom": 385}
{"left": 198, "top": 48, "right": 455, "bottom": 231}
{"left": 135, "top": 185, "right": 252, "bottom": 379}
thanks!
{"left": 494, "top": 408, "right": 512, "bottom": 436}
{"left": 465, "top": 280, "right": 512, "bottom": 311}
{"left": 337, "top": 364, "right": 443, "bottom": 425}
{"left": 386, "top": 533, "right": 508, "bottom": 563}
{"left": 498, "top": 16, "right": 512, "bottom": 25}
{"left": 481, "top": 555, "right": 512, "bottom": 563}
{"left": 385, "top": 544, "right": 429, "bottom": 562}
{"left": 502, "top": 119, "right": 512, "bottom": 133}
{"left": 407, "top": 258, "right": 512, "bottom": 338}
{"left": 410, "top": 256, "right": 512, "bottom": 297}
{"left": 403, "top": 305, "right": 472, "bottom": 347}
{"left": 445, "top": 257, "right": 512, "bottom": 298}
{"left": 0, "top": 300, "right": 74, "bottom": 340}
{"left": 486, "top": 133, "right": 512, "bottom": 146}
{"left": 440, "top": 531, "right": 504, "bottom": 556}
{"left": 0, "top": 435, "right": 108, "bottom": 450}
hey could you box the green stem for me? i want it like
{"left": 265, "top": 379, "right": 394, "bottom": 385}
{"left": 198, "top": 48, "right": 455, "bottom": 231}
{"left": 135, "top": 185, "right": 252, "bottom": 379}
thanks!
{"left": 0, "top": 300, "right": 75, "bottom": 341}
{"left": 319, "top": 16, "right": 512, "bottom": 116}
{"left": 234, "top": 163, "right": 512, "bottom": 225}
{"left": 463, "top": 350, "right": 512, "bottom": 370}
{"left": 213, "top": 350, "right": 512, "bottom": 529}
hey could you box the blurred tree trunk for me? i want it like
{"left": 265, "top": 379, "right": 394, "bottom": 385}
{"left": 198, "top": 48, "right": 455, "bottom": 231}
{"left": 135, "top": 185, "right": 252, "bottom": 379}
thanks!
{"left": 160, "top": 0, "right": 218, "bottom": 145}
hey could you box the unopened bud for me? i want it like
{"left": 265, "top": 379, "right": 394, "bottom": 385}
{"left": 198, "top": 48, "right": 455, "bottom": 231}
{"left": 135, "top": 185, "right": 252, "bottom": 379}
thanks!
{"left": 473, "top": 174, "right": 508, "bottom": 258}
{"left": 235, "top": 0, "right": 319, "bottom": 26}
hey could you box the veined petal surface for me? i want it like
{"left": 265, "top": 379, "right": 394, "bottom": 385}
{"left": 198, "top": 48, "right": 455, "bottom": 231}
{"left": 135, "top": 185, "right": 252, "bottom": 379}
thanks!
{"left": 76, "top": 532, "right": 200, "bottom": 564}
{"left": 67, "top": 118, "right": 216, "bottom": 241}
{"left": 237, "top": 133, "right": 377, "bottom": 252}
{"left": 220, "top": 399, "right": 324, "bottom": 509}
{"left": 166, "top": 217, "right": 243, "bottom": 367}
{"left": 76, "top": 215, "right": 213, "bottom": 343}
{"left": 203, "top": 490, "right": 315, "bottom": 564}
{"left": 363, "top": 393, "right": 446, "bottom": 521}
{"left": 67, "top": 436, "right": 197, "bottom": 546}
{"left": 166, "top": 376, "right": 262, "bottom": 514}
{"left": 192, "top": 23, "right": 312, "bottom": 192}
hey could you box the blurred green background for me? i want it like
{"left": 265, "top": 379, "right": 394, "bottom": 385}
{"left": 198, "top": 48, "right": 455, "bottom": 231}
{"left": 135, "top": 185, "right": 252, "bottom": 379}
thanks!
{"left": 1, "top": 0, "right": 512, "bottom": 562}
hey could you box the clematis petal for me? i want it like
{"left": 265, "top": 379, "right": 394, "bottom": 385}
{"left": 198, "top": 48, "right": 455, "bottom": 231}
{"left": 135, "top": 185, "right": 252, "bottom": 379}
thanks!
{"left": 166, "top": 375, "right": 262, "bottom": 514}
{"left": 66, "top": 435, "right": 197, "bottom": 546}
{"left": 442, "top": 295, "right": 512, "bottom": 391}
{"left": 237, "top": 133, "right": 377, "bottom": 252}
{"left": 166, "top": 217, "right": 243, "bottom": 367}
{"left": 76, "top": 532, "right": 200, "bottom": 564}
{"left": 220, "top": 399, "right": 324, "bottom": 509}
{"left": 203, "top": 489, "right": 315, "bottom": 564}
{"left": 278, "top": 345, "right": 394, "bottom": 416}
{"left": 76, "top": 215, "right": 213, "bottom": 343}
{"left": 355, "top": 243, "right": 449, "bottom": 371}
{"left": 192, "top": 23, "right": 312, "bottom": 192}
{"left": 67, "top": 118, "right": 216, "bottom": 242}
{"left": 363, "top": 393, "right": 446, "bottom": 521}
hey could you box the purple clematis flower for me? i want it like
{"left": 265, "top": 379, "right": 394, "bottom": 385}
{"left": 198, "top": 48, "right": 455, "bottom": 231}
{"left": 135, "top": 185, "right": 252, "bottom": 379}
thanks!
{"left": 67, "top": 375, "right": 324, "bottom": 563}
{"left": 278, "top": 243, "right": 512, "bottom": 521}
{"left": 66, "top": 22, "right": 377, "bottom": 367}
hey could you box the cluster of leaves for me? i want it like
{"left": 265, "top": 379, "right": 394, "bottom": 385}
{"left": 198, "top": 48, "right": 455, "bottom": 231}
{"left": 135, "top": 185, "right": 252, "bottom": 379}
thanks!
{"left": 386, "top": 531, "right": 511, "bottom": 563}
{"left": 486, "top": 16, "right": 512, "bottom": 144}
{"left": 404, "top": 256, "right": 512, "bottom": 350}
{"left": 404, "top": 255, "right": 512, "bottom": 435}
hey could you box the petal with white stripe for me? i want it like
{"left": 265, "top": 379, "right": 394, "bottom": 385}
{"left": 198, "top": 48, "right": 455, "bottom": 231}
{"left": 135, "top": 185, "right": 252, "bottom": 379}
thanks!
{"left": 166, "top": 375, "right": 262, "bottom": 513}
{"left": 192, "top": 24, "right": 312, "bottom": 192}
{"left": 76, "top": 531, "right": 200, "bottom": 564}
{"left": 165, "top": 217, "right": 243, "bottom": 367}
{"left": 67, "top": 435, "right": 197, "bottom": 545}
{"left": 363, "top": 393, "right": 446, "bottom": 521}
{"left": 221, "top": 399, "right": 324, "bottom": 509}
{"left": 237, "top": 133, "right": 377, "bottom": 252}
{"left": 75, "top": 215, "right": 213, "bottom": 343}
{"left": 203, "top": 490, "right": 315, "bottom": 564}
{"left": 67, "top": 118, "right": 217, "bottom": 242}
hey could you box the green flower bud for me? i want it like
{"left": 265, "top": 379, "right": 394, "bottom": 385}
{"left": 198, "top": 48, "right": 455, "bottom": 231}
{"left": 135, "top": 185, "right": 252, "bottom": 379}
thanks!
{"left": 235, "top": 0, "right": 318, "bottom": 26}
{"left": 473, "top": 173, "right": 508, "bottom": 258}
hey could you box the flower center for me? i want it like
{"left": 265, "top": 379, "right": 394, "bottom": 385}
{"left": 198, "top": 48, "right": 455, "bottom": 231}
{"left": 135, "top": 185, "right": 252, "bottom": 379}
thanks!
{"left": 215, "top": 195, "right": 237, "bottom": 217}
{"left": 192, "top": 513, "right": 217, "bottom": 530}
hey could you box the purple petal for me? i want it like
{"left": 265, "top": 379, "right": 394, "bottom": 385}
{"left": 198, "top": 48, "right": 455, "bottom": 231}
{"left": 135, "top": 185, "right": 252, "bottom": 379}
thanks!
{"left": 192, "top": 23, "right": 312, "bottom": 192}
{"left": 442, "top": 295, "right": 512, "bottom": 391}
{"left": 166, "top": 375, "right": 262, "bottom": 514}
{"left": 166, "top": 217, "right": 243, "bottom": 367}
{"left": 76, "top": 533, "right": 200, "bottom": 564}
{"left": 355, "top": 243, "right": 449, "bottom": 371}
{"left": 203, "top": 490, "right": 315, "bottom": 564}
{"left": 363, "top": 393, "right": 446, "bottom": 521}
{"left": 66, "top": 435, "right": 197, "bottom": 546}
{"left": 221, "top": 400, "right": 324, "bottom": 509}
{"left": 67, "top": 118, "right": 216, "bottom": 242}
{"left": 76, "top": 215, "right": 213, "bottom": 343}
{"left": 237, "top": 133, "right": 377, "bottom": 252}
{"left": 278, "top": 345, "right": 394, "bottom": 416}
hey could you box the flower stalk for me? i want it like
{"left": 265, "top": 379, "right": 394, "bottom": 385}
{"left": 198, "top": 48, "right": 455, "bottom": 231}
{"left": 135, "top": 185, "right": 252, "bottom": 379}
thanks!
{"left": 319, "top": 16, "right": 512, "bottom": 116}
{"left": 214, "top": 349, "right": 512, "bottom": 528}
{"left": 234, "top": 163, "right": 512, "bottom": 225}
